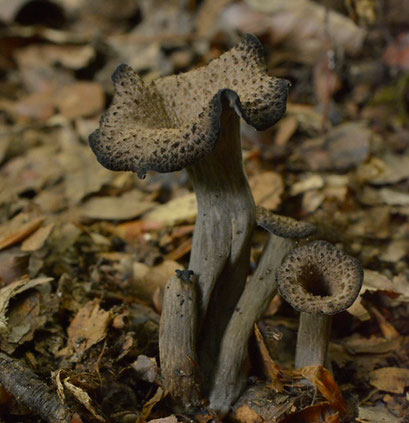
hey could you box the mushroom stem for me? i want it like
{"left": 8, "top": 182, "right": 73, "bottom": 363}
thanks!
{"left": 187, "top": 99, "right": 255, "bottom": 391}
{"left": 159, "top": 272, "right": 201, "bottom": 409}
{"left": 208, "top": 235, "right": 292, "bottom": 415}
{"left": 295, "top": 313, "right": 332, "bottom": 369}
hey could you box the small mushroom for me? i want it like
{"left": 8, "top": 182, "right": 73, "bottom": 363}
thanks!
{"left": 208, "top": 207, "right": 315, "bottom": 415}
{"left": 276, "top": 240, "right": 363, "bottom": 369}
{"left": 89, "top": 34, "right": 289, "bottom": 411}
{"left": 159, "top": 270, "right": 200, "bottom": 409}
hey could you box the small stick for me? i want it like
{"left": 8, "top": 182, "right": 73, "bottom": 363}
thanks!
{"left": 0, "top": 352, "right": 75, "bottom": 423}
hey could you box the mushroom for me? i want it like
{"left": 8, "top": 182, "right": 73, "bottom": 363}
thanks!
{"left": 276, "top": 240, "right": 363, "bottom": 369}
{"left": 159, "top": 270, "right": 200, "bottom": 409}
{"left": 208, "top": 207, "right": 316, "bottom": 415}
{"left": 89, "top": 34, "right": 289, "bottom": 409}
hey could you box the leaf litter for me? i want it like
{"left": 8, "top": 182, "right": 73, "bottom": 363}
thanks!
{"left": 0, "top": 0, "right": 408, "bottom": 422}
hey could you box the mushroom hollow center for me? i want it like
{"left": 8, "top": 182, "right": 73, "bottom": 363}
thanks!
{"left": 298, "top": 265, "right": 333, "bottom": 297}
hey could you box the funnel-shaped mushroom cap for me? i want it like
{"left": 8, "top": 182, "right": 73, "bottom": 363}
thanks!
{"left": 89, "top": 34, "right": 289, "bottom": 178}
{"left": 256, "top": 206, "right": 316, "bottom": 239}
{"left": 277, "top": 240, "right": 363, "bottom": 315}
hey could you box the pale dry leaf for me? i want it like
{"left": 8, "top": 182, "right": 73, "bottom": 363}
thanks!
{"left": 21, "top": 223, "right": 54, "bottom": 252}
{"left": 0, "top": 217, "right": 44, "bottom": 250}
{"left": 67, "top": 300, "right": 112, "bottom": 354}
{"left": 143, "top": 193, "right": 197, "bottom": 226}
{"left": 290, "top": 174, "right": 324, "bottom": 196}
{"left": 0, "top": 277, "right": 53, "bottom": 334}
{"left": 132, "top": 260, "right": 180, "bottom": 303}
{"left": 148, "top": 416, "right": 178, "bottom": 423}
{"left": 357, "top": 404, "right": 404, "bottom": 423}
{"left": 249, "top": 171, "right": 284, "bottom": 210}
{"left": 369, "top": 367, "right": 409, "bottom": 394}
{"left": 81, "top": 190, "right": 157, "bottom": 220}
{"left": 63, "top": 379, "right": 105, "bottom": 422}
{"left": 54, "top": 82, "right": 105, "bottom": 119}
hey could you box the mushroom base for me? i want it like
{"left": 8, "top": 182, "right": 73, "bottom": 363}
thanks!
{"left": 209, "top": 235, "right": 293, "bottom": 415}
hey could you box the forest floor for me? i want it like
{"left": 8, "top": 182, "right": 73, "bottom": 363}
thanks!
{"left": 0, "top": 0, "right": 408, "bottom": 422}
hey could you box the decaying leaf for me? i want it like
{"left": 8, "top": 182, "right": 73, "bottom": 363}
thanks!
{"left": 369, "top": 367, "right": 409, "bottom": 394}
{"left": 139, "top": 387, "right": 166, "bottom": 422}
{"left": 81, "top": 190, "right": 157, "bottom": 220}
{"left": 143, "top": 193, "right": 197, "bottom": 226}
{"left": 250, "top": 171, "right": 284, "bottom": 210}
{"left": 66, "top": 300, "right": 112, "bottom": 355}
{"left": 357, "top": 404, "right": 405, "bottom": 423}
{"left": 63, "top": 378, "right": 105, "bottom": 422}
{"left": 296, "top": 366, "right": 348, "bottom": 415}
{"left": 278, "top": 402, "right": 340, "bottom": 423}
{"left": 0, "top": 217, "right": 43, "bottom": 251}
{"left": 0, "top": 277, "right": 53, "bottom": 334}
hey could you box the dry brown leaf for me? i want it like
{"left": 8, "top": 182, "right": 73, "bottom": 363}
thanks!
{"left": 278, "top": 402, "right": 340, "bottom": 423}
{"left": 296, "top": 366, "right": 348, "bottom": 415}
{"left": 54, "top": 82, "right": 105, "bottom": 119}
{"left": 357, "top": 404, "right": 404, "bottom": 423}
{"left": 343, "top": 333, "right": 402, "bottom": 355}
{"left": 0, "top": 249, "right": 29, "bottom": 287}
{"left": 0, "top": 277, "right": 53, "bottom": 334}
{"left": 148, "top": 415, "right": 179, "bottom": 423}
{"left": 132, "top": 260, "right": 180, "bottom": 303}
{"left": 67, "top": 300, "right": 112, "bottom": 354}
{"left": 81, "top": 190, "right": 157, "bottom": 220}
{"left": 274, "top": 115, "right": 298, "bottom": 147}
{"left": 369, "top": 367, "right": 409, "bottom": 394}
{"left": 249, "top": 171, "right": 284, "bottom": 210}
{"left": 0, "top": 217, "right": 43, "bottom": 251}
{"left": 143, "top": 193, "right": 197, "bottom": 226}
{"left": 21, "top": 223, "right": 54, "bottom": 252}
{"left": 254, "top": 323, "right": 283, "bottom": 391}
{"left": 63, "top": 379, "right": 105, "bottom": 422}
{"left": 139, "top": 387, "right": 166, "bottom": 423}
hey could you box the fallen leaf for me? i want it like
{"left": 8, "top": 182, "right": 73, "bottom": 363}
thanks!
{"left": 369, "top": 367, "right": 409, "bottom": 394}
{"left": 54, "top": 82, "right": 105, "bottom": 119}
{"left": 290, "top": 174, "right": 324, "bottom": 196}
{"left": 254, "top": 323, "right": 283, "bottom": 391}
{"left": 139, "top": 387, "right": 166, "bottom": 422}
{"left": 0, "top": 249, "right": 29, "bottom": 287}
{"left": 143, "top": 193, "right": 197, "bottom": 226}
{"left": 296, "top": 366, "right": 348, "bottom": 415}
{"left": 148, "top": 416, "right": 178, "bottom": 423}
{"left": 21, "top": 223, "right": 54, "bottom": 252}
{"left": 132, "top": 260, "right": 180, "bottom": 303}
{"left": 63, "top": 379, "right": 105, "bottom": 422}
{"left": 0, "top": 217, "right": 43, "bottom": 251}
{"left": 250, "top": 171, "right": 284, "bottom": 210}
{"left": 278, "top": 402, "right": 340, "bottom": 423}
{"left": 81, "top": 190, "right": 157, "bottom": 220}
{"left": 0, "top": 277, "right": 53, "bottom": 335}
{"left": 357, "top": 404, "right": 405, "bottom": 422}
{"left": 67, "top": 300, "right": 112, "bottom": 354}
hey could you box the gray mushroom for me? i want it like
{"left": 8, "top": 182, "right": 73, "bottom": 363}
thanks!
{"left": 89, "top": 35, "right": 288, "bottom": 412}
{"left": 208, "top": 207, "right": 316, "bottom": 415}
{"left": 276, "top": 240, "right": 363, "bottom": 369}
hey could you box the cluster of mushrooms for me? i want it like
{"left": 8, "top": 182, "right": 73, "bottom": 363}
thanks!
{"left": 89, "top": 35, "right": 363, "bottom": 417}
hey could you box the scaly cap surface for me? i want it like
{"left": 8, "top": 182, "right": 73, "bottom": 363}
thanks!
{"left": 89, "top": 34, "right": 289, "bottom": 178}
{"left": 277, "top": 240, "right": 363, "bottom": 315}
